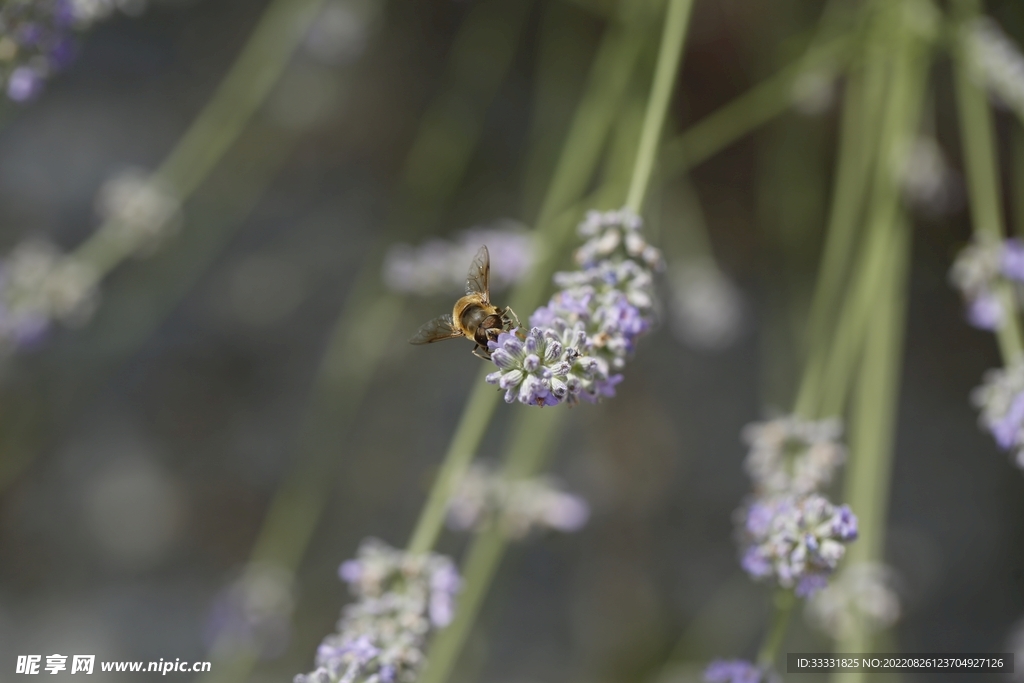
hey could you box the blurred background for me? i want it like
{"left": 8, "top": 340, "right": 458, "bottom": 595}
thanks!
{"left": 0, "top": 0, "right": 1023, "bottom": 681}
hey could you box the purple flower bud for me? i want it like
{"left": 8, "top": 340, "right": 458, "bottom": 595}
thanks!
{"left": 1002, "top": 238, "right": 1024, "bottom": 281}
{"left": 967, "top": 291, "right": 1004, "bottom": 330}
{"left": 704, "top": 659, "right": 768, "bottom": 683}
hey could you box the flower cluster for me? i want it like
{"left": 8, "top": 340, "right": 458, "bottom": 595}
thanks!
{"left": 204, "top": 563, "right": 295, "bottom": 659}
{"left": 739, "top": 493, "right": 858, "bottom": 597}
{"left": 668, "top": 260, "right": 745, "bottom": 351}
{"left": 446, "top": 464, "right": 590, "bottom": 539}
{"left": 967, "top": 18, "right": 1024, "bottom": 124}
{"left": 0, "top": 0, "right": 136, "bottom": 102}
{"left": 95, "top": 168, "right": 182, "bottom": 254}
{"left": 949, "top": 238, "right": 1024, "bottom": 330}
{"left": 735, "top": 416, "right": 857, "bottom": 597}
{"left": 295, "top": 539, "right": 460, "bottom": 683}
{"left": 0, "top": 240, "right": 98, "bottom": 351}
{"left": 806, "top": 562, "right": 901, "bottom": 640}
{"left": 742, "top": 416, "right": 846, "bottom": 496}
{"left": 485, "top": 208, "right": 660, "bottom": 406}
{"left": 971, "top": 363, "right": 1024, "bottom": 468}
{"left": 382, "top": 223, "right": 533, "bottom": 296}
{"left": 704, "top": 660, "right": 778, "bottom": 683}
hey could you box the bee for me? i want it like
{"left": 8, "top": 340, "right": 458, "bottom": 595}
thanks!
{"left": 409, "top": 245, "right": 519, "bottom": 360}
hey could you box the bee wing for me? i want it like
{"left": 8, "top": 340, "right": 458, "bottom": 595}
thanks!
{"left": 465, "top": 245, "right": 490, "bottom": 302}
{"left": 409, "top": 313, "right": 463, "bottom": 344}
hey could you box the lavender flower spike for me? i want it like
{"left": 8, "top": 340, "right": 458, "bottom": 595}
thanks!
{"left": 0, "top": 240, "right": 99, "bottom": 351}
{"left": 0, "top": 0, "right": 129, "bottom": 103}
{"left": 739, "top": 494, "right": 858, "bottom": 597}
{"left": 806, "top": 562, "right": 901, "bottom": 640}
{"left": 486, "top": 208, "right": 660, "bottom": 407}
{"left": 382, "top": 222, "right": 533, "bottom": 296}
{"left": 972, "top": 363, "right": 1024, "bottom": 469}
{"left": 446, "top": 464, "right": 590, "bottom": 538}
{"left": 949, "top": 238, "right": 1024, "bottom": 331}
{"left": 704, "top": 659, "right": 778, "bottom": 683}
{"left": 294, "top": 539, "right": 460, "bottom": 683}
{"left": 742, "top": 416, "right": 846, "bottom": 496}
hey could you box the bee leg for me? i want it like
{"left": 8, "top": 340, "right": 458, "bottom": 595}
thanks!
{"left": 472, "top": 345, "right": 493, "bottom": 361}
{"left": 503, "top": 307, "right": 521, "bottom": 329}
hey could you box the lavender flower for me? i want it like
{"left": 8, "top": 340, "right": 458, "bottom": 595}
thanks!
{"left": 739, "top": 494, "right": 858, "bottom": 597}
{"left": 791, "top": 69, "right": 837, "bottom": 116}
{"left": 972, "top": 363, "right": 1024, "bottom": 468}
{"left": 967, "top": 18, "right": 1024, "bottom": 124}
{"left": 295, "top": 539, "right": 460, "bottom": 683}
{"left": 742, "top": 416, "right": 846, "bottom": 497}
{"left": 668, "top": 260, "right": 745, "bottom": 350}
{"left": 447, "top": 464, "right": 590, "bottom": 538}
{"left": 0, "top": 240, "right": 98, "bottom": 350}
{"left": 898, "top": 137, "right": 958, "bottom": 215}
{"left": 806, "top": 562, "right": 901, "bottom": 640}
{"left": 95, "top": 168, "right": 181, "bottom": 254}
{"left": 382, "top": 223, "right": 533, "bottom": 296}
{"left": 304, "top": 0, "right": 370, "bottom": 65}
{"left": 949, "top": 238, "right": 1024, "bottom": 330}
{"left": 0, "top": 0, "right": 133, "bottom": 102}
{"left": 486, "top": 208, "right": 660, "bottom": 406}
{"left": 485, "top": 326, "right": 614, "bottom": 406}
{"left": 574, "top": 207, "right": 662, "bottom": 271}
{"left": 204, "top": 564, "right": 295, "bottom": 659}
{"left": 704, "top": 660, "right": 777, "bottom": 683}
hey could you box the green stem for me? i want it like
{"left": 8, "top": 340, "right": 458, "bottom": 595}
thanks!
{"left": 952, "top": 0, "right": 1024, "bottom": 364}
{"left": 1013, "top": 125, "right": 1024, "bottom": 238}
{"left": 756, "top": 590, "right": 796, "bottom": 668}
{"left": 829, "top": 6, "right": 927, "bottom": 680}
{"left": 75, "top": 0, "right": 331, "bottom": 277}
{"left": 392, "top": 0, "right": 537, "bottom": 234}
{"left": 659, "top": 32, "right": 853, "bottom": 180}
{"left": 793, "top": 41, "right": 885, "bottom": 417}
{"left": 406, "top": 9, "right": 649, "bottom": 555}
{"left": 624, "top": 0, "right": 695, "bottom": 212}
{"left": 418, "top": 408, "right": 563, "bottom": 683}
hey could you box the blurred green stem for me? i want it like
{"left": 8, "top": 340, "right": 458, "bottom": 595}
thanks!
{"left": 660, "top": 32, "right": 853, "bottom": 179}
{"left": 951, "top": 0, "right": 1024, "bottom": 364}
{"left": 793, "top": 33, "right": 886, "bottom": 417}
{"left": 831, "top": 4, "right": 927, "bottom": 678}
{"left": 76, "top": 0, "right": 330, "bottom": 277}
{"left": 1013, "top": 125, "right": 1024, "bottom": 238}
{"left": 624, "top": 0, "right": 694, "bottom": 212}
{"left": 418, "top": 408, "right": 563, "bottom": 683}
{"left": 834, "top": 217, "right": 910, "bottom": 670}
{"left": 756, "top": 590, "right": 796, "bottom": 668}
{"left": 406, "top": 5, "right": 649, "bottom": 555}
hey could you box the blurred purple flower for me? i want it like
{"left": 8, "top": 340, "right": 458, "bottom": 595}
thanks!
{"left": 383, "top": 222, "right": 533, "bottom": 295}
{"left": 972, "top": 364, "right": 1024, "bottom": 468}
{"left": 446, "top": 463, "right": 591, "bottom": 538}
{"left": 738, "top": 494, "right": 858, "bottom": 596}
{"left": 949, "top": 238, "right": 1024, "bottom": 331}
{"left": 0, "top": 0, "right": 131, "bottom": 103}
{"left": 296, "top": 539, "right": 460, "bottom": 683}
{"left": 1002, "top": 239, "right": 1024, "bottom": 281}
{"left": 704, "top": 659, "right": 772, "bottom": 683}
{"left": 204, "top": 564, "right": 295, "bottom": 660}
